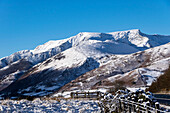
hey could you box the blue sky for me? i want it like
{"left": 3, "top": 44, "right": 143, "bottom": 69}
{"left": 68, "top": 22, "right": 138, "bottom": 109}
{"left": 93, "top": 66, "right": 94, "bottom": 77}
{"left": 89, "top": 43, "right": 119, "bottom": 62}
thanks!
{"left": 0, "top": 0, "right": 170, "bottom": 58}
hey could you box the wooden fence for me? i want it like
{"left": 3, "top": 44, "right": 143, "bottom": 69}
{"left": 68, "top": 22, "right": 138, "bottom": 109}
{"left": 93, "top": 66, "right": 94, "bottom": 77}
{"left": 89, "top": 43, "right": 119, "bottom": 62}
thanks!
{"left": 70, "top": 91, "right": 102, "bottom": 99}
{"left": 70, "top": 91, "right": 167, "bottom": 112}
{"left": 115, "top": 98, "right": 164, "bottom": 113}
{"left": 99, "top": 98, "right": 166, "bottom": 113}
{"left": 72, "top": 91, "right": 168, "bottom": 113}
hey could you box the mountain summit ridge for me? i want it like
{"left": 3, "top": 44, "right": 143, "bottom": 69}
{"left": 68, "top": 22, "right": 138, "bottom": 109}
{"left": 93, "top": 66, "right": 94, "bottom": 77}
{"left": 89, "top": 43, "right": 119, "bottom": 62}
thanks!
{"left": 1, "top": 29, "right": 170, "bottom": 69}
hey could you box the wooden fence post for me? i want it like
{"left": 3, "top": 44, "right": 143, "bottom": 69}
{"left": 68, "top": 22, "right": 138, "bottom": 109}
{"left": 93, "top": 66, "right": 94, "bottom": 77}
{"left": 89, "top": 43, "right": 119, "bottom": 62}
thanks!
{"left": 70, "top": 92, "right": 73, "bottom": 98}
{"left": 97, "top": 92, "right": 99, "bottom": 99}
{"left": 155, "top": 102, "right": 160, "bottom": 113}
{"left": 76, "top": 92, "right": 78, "bottom": 98}
{"left": 128, "top": 101, "right": 132, "bottom": 113}
{"left": 123, "top": 100, "right": 126, "bottom": 112}
{"left": 119, "top": 99, "right": 122, "bottom": 112}
{"left": 85, "top": 92, "right": 86, "bottom": 98}
{"left": 133, "top": 103, "right": 136, "bottom": 112}
{"left": 122, "top": 100, "right": 124, "bottom": 112}
{"left": 136, "top": 104, "right": 140, "bottom": 113}
{"left": 146, "top": 101, "right": 151, "bottom": 113}
{"left": 139, "top": 103, "right": 144, "bottom": 113}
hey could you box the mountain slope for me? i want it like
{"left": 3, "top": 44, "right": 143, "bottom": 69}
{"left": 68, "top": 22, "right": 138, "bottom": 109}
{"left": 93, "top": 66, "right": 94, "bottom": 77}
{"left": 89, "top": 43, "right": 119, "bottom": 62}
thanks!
{"left": 0, "top": 29, "right": 170, "bottom": 98}
{"left": 0, "top": 48, "right": 100, "bottom": 97}
{"left": 57, "top": 43, "right": 170, "bottom": 93}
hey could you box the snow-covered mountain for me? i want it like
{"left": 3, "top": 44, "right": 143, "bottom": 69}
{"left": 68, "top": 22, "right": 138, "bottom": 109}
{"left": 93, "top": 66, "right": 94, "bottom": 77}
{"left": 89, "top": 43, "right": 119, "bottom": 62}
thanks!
{"left": 1, "top": 29, "right": 169, "bottom": 68}
{"left": 58, "top": 43, "right": 170, "bottom": 93}
{"left": 0, "top": 29, "right": 170, "bottom": 98}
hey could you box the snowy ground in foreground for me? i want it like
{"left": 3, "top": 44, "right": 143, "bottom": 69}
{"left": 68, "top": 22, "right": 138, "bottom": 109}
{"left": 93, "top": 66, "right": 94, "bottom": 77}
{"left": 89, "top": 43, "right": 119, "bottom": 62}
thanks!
{"left": 160, "top": 104, "right": 170, "bottom": 112}
{"left": 0, "top": 99, "right": 101, "bottom": 113}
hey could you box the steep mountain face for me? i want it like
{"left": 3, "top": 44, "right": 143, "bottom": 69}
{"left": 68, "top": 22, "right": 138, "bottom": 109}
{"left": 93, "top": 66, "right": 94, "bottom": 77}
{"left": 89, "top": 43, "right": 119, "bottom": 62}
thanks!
{"left": 58, "top": 43, "right": 170, "bottom": 93}
{"left": 0, "top": 59, "right": 33, "bottom": 91}
{"left": 0, "top": 29, "right": 170, "bottom": 98}
{"left": 1, "top": 49, "right": 100, "bottom": 97}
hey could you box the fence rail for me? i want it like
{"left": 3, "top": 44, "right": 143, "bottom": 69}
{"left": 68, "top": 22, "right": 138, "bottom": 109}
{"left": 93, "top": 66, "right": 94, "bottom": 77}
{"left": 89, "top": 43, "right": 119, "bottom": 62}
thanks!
{"left": 118, "top": 98, "right": 165, "bottom": 113}
{"left": 99, "top": 97, "right": 167, "bottom": 113}
{"left": 70, "top": 91, "right": 102, "bottom": 99}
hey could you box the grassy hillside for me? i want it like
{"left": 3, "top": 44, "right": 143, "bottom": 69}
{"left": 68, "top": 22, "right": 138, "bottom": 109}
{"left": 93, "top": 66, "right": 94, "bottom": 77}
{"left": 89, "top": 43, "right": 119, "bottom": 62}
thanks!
{"left": 148, "top": 66, "right": 170, "bottom": 93}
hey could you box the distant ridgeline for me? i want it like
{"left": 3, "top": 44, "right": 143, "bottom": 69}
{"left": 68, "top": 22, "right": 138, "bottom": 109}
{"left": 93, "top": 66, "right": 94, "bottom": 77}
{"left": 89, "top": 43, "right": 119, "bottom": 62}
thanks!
{"left": 148, "top": 66, "right": 170, "bottom": 93}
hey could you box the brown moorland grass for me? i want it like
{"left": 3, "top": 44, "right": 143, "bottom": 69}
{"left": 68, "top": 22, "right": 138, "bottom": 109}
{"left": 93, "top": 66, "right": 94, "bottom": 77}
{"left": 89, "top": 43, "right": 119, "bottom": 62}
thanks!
{"left": 147, "top": 66, "right": 170, "bottom": 94}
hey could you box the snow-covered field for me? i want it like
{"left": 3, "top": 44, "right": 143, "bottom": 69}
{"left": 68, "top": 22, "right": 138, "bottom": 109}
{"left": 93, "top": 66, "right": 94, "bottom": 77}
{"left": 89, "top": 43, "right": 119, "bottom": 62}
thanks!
{"left": 0, "top": 98, "right": 101, "bottom": 113}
